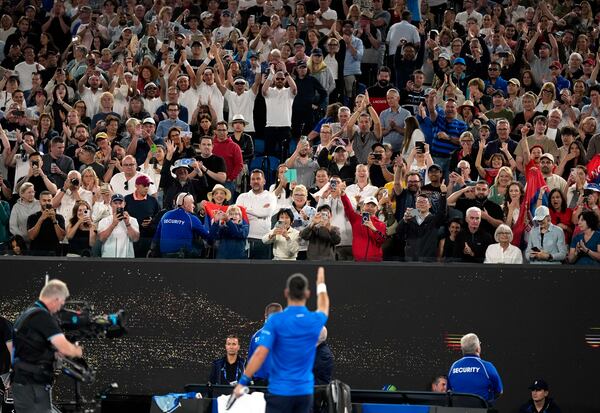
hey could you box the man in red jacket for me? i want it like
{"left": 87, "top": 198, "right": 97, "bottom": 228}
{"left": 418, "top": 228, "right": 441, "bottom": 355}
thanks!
{"left": 340, "top": 188, "right": 386, "bottom": 261}
{"left": 212, "top": 120, "right": 243, "bottom": 197}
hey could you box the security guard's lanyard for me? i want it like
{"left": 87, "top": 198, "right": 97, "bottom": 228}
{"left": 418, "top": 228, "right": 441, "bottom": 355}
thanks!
{"left": 222, "top": 360, "right": 243, "bottom": 385}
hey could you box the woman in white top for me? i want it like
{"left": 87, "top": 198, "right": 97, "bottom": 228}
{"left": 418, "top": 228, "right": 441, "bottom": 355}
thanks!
{"left": 484, "top": 224, "right": 523, "bottom": 264}
{"left": 535, "top": 82, "right": 557, "bottom": 114}
{"left": 400, "top": 116, "right": 425, "bottom": 161}
{"left": 405, "top": 143, "right": 433, "bottom": 185}
{"left": 262, "top": 208, "right": 300, "bottom": 260}
{"left": 269, "top": 164, "right": 293, "bottom": 211}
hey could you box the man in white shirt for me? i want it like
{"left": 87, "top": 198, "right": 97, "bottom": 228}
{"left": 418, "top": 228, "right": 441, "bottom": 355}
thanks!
{"left": 51, "top": 170, "right": 94, "bottom": 222}
{"left": 315, "top": 0, "right": 337, "bottom": 35}
{"left": 219, "top": 71, "right": 261, "bottom": 133}
{"left": 212, "top": 10, "right": 242, "bottom": 44}
{"left": 109, "top": 155, "right": 157, "bottom": 196}
{"left": 236, "top": 169, "right": 277, "bottom": 259}
{"left": 97, "top": 193, "right": 140, "bottom": 258}
{"left": 455, "top": 0, "right": 483, "bottom": 29}
{"left": 197, "top": 63, "right": 225, "bottom": 122}
{"left": 386, "top": 11, "right": 420, "bottom": 59}
{"left": 77, "top": 69, "right": 108, "bottom": 118}
{"left": 262, "top": 62, "right": 297, "bottom": 160}
{"left": 14, "top": 45, "right": 44, "bottom": 92}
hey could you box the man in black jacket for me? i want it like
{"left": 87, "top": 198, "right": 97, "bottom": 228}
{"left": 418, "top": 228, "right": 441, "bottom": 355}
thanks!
{"left": 292, "top": 60, "right": 328, "bottom": 139}
{"left": 317, "top": 143, "right": 358, "bottom": 185}
{"left": 397, "top": 192, "right": 447, "bottom": 262}
{"left": 457, "top": 206, "right": 493, "bottom": 263}
{"left": 208, "top": 335, "right": 246, "bottom": 385}
{"left": 519, "top": 379, "right": 562, "bottom": 413}
{"left": 393, "top": 28, "right": 426, "bottom": 90}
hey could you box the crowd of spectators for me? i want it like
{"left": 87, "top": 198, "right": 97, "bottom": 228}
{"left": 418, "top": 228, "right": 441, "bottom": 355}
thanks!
{"left": 0, "top": 0, "right": 600, "bottom": 264}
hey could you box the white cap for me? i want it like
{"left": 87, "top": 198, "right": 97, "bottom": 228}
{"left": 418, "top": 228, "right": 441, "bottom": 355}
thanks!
{"left": 533, "top": 205, "right": 550, "bottom": 221}
{"left": 362, "top": 196, "right": 379, "bottom": 206}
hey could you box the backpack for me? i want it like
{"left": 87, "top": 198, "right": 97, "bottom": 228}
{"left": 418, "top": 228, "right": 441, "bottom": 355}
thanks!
{"left": 326, "top": 379, "right": 352, "bottom": 413}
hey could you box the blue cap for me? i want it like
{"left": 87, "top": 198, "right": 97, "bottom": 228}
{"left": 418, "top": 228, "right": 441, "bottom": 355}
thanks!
{"left": 111, "top": 193, "right": 125, "bottom": 202}
{"left": 453, "top": 57, "right": 466, "bottom": 65}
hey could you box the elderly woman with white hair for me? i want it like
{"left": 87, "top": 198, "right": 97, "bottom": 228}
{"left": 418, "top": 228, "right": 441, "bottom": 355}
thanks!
{"left": 484, "top": 224, "right": 523, "bottom": 264}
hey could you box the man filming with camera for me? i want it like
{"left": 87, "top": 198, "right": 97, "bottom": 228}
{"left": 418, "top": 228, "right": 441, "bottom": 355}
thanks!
{"left": 12, "top": 279, "right": 83, "bottom": 413}
{"left": 16, "top": 152, "right": 58, "bottom": 198}
{"left": 97, "top": 193, "right": 140, "bottom": 258}
{"left": 51, "top": 171, "right": 94, "bottom": 222}
{"left": 27, "top": 191, "right": 66, "bottom": 256}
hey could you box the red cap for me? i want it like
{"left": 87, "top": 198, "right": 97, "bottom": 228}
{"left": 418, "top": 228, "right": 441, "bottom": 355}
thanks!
{"left": 583, "top": 58, "right": 595, "bottom": 66}
{"left": 135, "top": 175, "right": 153, "bottom": 186}
{"left": 549, "top": 61, "right": 562, "bottom": 70}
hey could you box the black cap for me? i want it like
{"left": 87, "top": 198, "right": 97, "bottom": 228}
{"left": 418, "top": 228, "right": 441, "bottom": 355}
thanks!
{"left": 528, "top": 379, "right": 549, "bottom": 391}
{"left": 428, "top": 164, "right": 443, "bottom": 172}
{"left": 296, "top": 60, "right": 307, "bottom": 68}
{"left": 311, "top": 47, "right": 323, "bottom": 56}
{"left": 492, "top": 89, "right": 506, "bottom": 98}
{"left": 371, "top": 142, "right": 385, "bottom": 151}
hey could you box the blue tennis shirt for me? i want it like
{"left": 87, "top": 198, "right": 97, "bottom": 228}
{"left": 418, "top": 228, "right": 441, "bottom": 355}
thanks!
{"left": 258, "top": 305, "right": 327, "bottom": 396}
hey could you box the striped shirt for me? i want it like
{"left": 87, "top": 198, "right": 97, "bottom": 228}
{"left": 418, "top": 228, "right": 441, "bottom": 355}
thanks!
{"left": 431, "top": 108, "right": 467, "bottom": 157}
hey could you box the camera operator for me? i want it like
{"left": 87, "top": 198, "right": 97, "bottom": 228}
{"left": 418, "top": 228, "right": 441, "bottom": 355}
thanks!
{"left": 97, "top": 193, "right": 140, "bottom": 258}
{"left": 27, "top": 191, "right": 66, "bottom": 256}
{"left": 12, "top": 280, "right": 83, "bottom": 413}
{"left": 16, "top": 152, "right": 59, "bottom": 198}
{"left": 299, "top": 205, "right": 341, "bottom": 260}
{"left": 52, "top": 171, "right": 94, "bottom": 222}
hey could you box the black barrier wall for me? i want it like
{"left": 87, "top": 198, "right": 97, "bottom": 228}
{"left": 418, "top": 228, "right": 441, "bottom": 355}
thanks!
{"left": 0, "top": 258, "right": 598, "bottom": 412}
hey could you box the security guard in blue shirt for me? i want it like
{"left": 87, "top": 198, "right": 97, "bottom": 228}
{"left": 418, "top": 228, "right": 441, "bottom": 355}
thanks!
{"left": 248, "top": 302, "right": 283, "bottom": 387}
{"left": 230, "top": 268, "right": 330, "bottom": 413}
{"left": 447, "top": 333, "right": 503, "bottom": 404}
{"left": 151, "top": 192, "right": 209, "bottom": 257}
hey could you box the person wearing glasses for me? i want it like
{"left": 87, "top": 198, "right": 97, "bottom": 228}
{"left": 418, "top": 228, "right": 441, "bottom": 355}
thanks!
{"left": 156, "top": 103, "right": 190, "bottom": 139}
{"left": 483, "top": 224, "right": 523, "bottom": 264}
{"left": 109, "top": 154, "right": 157, "bottom": 197}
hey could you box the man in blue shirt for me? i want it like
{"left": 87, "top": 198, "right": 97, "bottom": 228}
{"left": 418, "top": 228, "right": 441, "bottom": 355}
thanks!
{"left": 151, "top": 192, "right": 209, "bottom": 257}
{"left": 248, "top": 302, "right": 283, "bottom": 386}
{"left": 448, "top": 333, "right": 503, "bottom": 404}
{"left": 231, "top": 268, "right": 330, "bottom": 412}
{"left": 155, "top": 103, "right": 190, "bottom": 139}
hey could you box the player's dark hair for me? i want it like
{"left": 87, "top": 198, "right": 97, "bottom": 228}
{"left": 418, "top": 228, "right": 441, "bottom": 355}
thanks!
{"left": 286, "top": 273, "right": 308, "bottom": 300}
